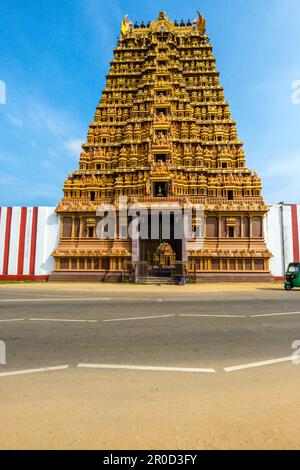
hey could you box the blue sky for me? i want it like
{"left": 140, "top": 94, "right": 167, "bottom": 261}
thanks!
{"left": 0, "top": 0, "right": 300, "bottom": 206}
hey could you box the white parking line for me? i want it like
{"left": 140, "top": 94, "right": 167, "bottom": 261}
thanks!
{"left": 103, "top": 314, "right": 174, "bottom": 322}
{"left": 0, "top": 298, "right": 111, "bottom": 302}
{"left": 224, "top": 356, "right": 300, "bottom": 373}
{"left": 0, "top": 292, "right": 76, "bottom": 297}
{"left": 179, "top": 314, "right": 246, "bottom": 318}
{"left": 78, "top": 363, "right": 216, "bottom": 374}
{"left": 251, "top": 311, "right": 300, "bottom": 318}
{"left": 0, "top": 319, "right": 25, "bottom": 323}
{"left": 30, "top": 318, "right": 98, "bottom": 323}
{"left": 0, "top": 365, "right": 69, "bottom": 378}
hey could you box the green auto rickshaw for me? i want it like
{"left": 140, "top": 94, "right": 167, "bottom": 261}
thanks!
{"left": 284, "top": 263, "right": 300, "bottom": 290}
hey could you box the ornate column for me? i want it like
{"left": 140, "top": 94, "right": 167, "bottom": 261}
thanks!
{"left": 249, "top": 216, "right": 253, "bottom": 238}
{"left": 79, "top": 216, "right": 83, "bottom": 239}
{"left": 71, "top": 216, "right": 75, "bottom": 238}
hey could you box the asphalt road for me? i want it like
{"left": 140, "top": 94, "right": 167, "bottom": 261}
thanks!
{"left": 1, "top": 283, "right": 300, "bottom": 450}
{"left": 0, "top": 285, "right": 299, "bottom": 371}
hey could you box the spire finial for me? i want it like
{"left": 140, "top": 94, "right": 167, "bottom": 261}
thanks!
{"left": 193, "top": 10, "right": 206, "bottom": 33}
{"left": 158, "top": 11, "right": 167, "bottom": 20}
{"left": 121, "top": 14, "right": 132, "bottom": 36}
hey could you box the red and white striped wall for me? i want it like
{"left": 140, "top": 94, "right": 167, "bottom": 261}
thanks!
{"left": 0, "top": 205, "right": 299, "bottom": 280}
{"left": 0, "top": 207, "right": 59, "bottom": 281}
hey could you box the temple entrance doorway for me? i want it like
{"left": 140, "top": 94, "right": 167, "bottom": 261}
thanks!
{"left": 139, "top": 212, "right": 183, "bottom": 278}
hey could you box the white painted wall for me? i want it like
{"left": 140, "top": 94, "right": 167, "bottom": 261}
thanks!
{"left": 34, "top": 207, "right": 60, "bottom": 276}
{"left": 35, "top": 207, "right": 60, "bottom": 275}
{"left": 265, "top": 205, "right": 298, "bottom": 277}
{"left": 0, "top": 208, "right": 7, "bottom": 273}
{"left": 23, "top": 207, "right": 34, "bottom": 276}
{"left": 7, "top": 207, "right": 21, "bottom": 275}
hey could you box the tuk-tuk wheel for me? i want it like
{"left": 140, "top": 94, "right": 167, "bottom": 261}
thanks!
{"left": 285, "top": 284, "right": 292, "bottom": 291}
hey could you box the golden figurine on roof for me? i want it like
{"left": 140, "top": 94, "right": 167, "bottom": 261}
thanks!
{"left": 121, "top": 15, "right": 132, "bottom": 35}
{"left": 193, "top": 10, "right": 206, "bottom": 33}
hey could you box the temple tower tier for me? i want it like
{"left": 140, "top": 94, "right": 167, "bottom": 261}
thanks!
{"left": 50, "top": 11, "right": 272, "bottom": 282}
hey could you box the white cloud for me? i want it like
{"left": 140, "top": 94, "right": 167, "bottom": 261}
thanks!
{"left": 48, "top": 148, "right": 60, "bottom": 158}
{"left": 261, "top": 154, "right": 300, "bottom": 180}
{"left": 64, "top": 139, "right": 83, "bottom": 158}
{"left": 261, "top": 154, "right": 300, "bottom": 203}
{"left": 0, "top": 173, "right": 16, "bottom": 186}
{"left": 82, "top": 0, "right": 123, "bottom": 51}
{"left": 30, "top": 140, "right": 40, "bottom": 149}
{"left": 26, "top": 99, "right": 82, "bottom": 137}
{"left": 27, "top": 109, "right": 64, "bottom": 136}
{"left": 0, "top": 171, "right": 61, "bottom": 203}
{"left": 42, "top": 160, "right": 55, "bottom": 172}
{"left": 0, "top": 150, "right": 21, "bottom": 165}
{"left": 7, "top": 113, "right": 23, "bottom": 128}
{"left": 24, "top": 99, "right": 85, "bottom": 159}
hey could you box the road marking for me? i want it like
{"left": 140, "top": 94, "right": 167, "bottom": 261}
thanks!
{"left": 0, "top": 298, "right": 112, "bottom": 302}
{"left": 0, "top": 292, "right": 73, "bottom": 297}
{"left": 251, "top": 311, "right": 300, "bottom": 318}
{"left": 0, "top": 365, "right": 69, "bottom": 378}
{"left": 224, "top": 356, "right": 300, "bottom": 373}
{"left": 30, "top": 318, "right": 98, "bottom": 323}
{"left": 103, "top": 314, "right": 174, "bottom": 322}
{"left": 78, "top": 363, "right": 216, "bottom": 374}
{"left": 179, "top": 314, "right": 246, "bottom": 318}
{"left": 0, "top": 318, "right": 25, "bottom": 323}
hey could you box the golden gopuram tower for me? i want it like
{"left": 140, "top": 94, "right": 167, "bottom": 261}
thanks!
{"left": 51, "top": 11, "right": 272, "bottom": 282}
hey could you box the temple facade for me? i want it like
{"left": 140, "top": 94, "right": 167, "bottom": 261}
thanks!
{"left": 51, "top": 11, "right": 272, "bottom": 282}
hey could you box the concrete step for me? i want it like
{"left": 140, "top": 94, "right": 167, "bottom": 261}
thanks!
{"left": 136, "top": 277, "right": 177, "bottom": 285}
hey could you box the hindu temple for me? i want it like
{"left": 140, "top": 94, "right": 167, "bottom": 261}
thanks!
{"left": 51, "top": 11, "right": 271, "bottom": 282}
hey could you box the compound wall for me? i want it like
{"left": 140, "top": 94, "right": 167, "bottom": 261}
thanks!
{"left": 0, "top": 207, "right": 59, "bottom": 281}
{"left": 0, "top": 205, "right": 299, "bottom": 280}
{"left": 265, "top": 204, "right": 300, "bottom": 278}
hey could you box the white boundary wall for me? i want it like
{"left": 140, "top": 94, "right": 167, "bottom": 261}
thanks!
{"left": 0, "top": 205, "right": 299, "bottom": 279}
{"left": 265, "top": 204, "right": 300, "bottom": 278}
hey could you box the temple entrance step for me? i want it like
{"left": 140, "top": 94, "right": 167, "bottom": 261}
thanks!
{"left": 135, "top": 276, "right": 177, "bottom": 285}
